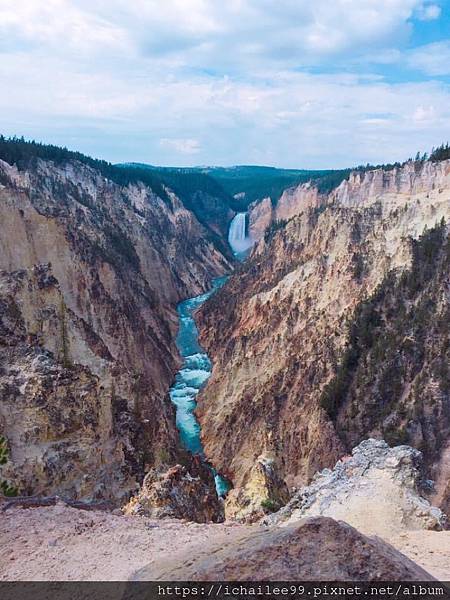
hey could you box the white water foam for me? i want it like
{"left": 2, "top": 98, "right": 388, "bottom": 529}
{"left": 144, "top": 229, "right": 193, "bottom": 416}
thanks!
{"left": 228, "top": 212, "right": 254, "bottom": 256}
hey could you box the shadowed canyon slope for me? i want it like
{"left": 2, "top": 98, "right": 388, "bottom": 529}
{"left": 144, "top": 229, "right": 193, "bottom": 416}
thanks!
{"left": 0, "top": 154, "right": 232, "bottom": 503}
{"left": 197, "top": 159, "right": 450, "bottom": 520}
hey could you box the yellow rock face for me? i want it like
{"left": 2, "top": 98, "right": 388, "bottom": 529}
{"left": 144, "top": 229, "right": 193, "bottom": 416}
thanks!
{"left": 197, "top": 160, "right": 450, "bottom": 509}
{"left": 0, "top": 157, "right": 231, "bottom": 503}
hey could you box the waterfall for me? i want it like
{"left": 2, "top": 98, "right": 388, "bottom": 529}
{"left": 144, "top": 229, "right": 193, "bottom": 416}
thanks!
{"left": 228, "top": 212, "right": 254, "bottom": 258}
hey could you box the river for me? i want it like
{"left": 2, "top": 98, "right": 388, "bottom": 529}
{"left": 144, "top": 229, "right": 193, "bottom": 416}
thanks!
{"left": 169, "top": 275, "right": 230, "bottom": 497}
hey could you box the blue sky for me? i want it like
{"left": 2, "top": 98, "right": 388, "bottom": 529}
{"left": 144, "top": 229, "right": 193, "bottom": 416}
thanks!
{"left": 0, "top": 0, "right": 449, "bottom": 168}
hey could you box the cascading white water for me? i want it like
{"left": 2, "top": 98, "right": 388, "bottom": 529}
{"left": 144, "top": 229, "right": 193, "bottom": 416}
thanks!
{"left": 228, "top": 212, "right": 254, "bottom": 257}
{"left": 169, "top": 276, "right": 231, "bottom": 498}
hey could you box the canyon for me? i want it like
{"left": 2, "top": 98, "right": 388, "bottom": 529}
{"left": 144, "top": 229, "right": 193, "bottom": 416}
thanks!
{"left": 197, "top": 159, "right": 450, "bottom": 521}
{"left": 0, "top": 149, "right": 232, "bottom": 504}
{"left": 1, "top": 140, "right": 449, "bottom": 582}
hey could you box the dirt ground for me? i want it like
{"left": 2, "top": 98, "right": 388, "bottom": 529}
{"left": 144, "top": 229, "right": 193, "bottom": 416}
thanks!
{"left": 0, "top": 503, "right": 449, "bottom": 581}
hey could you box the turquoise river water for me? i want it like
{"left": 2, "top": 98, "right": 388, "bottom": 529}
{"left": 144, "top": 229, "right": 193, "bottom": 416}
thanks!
{"left": 169, "top": 276, "right": 230, "bottom": 497}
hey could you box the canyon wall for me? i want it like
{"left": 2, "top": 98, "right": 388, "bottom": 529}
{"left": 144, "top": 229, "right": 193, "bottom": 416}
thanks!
{"left": 197, "top": 159, "right": 450, "bottom": 520}
{"left": 248, "top": 183, "right": 324, "bottom": 241}
{"left": 0, "top": 157, "right": 231, "bottom": 503}
{"left": 249, "top": 161, "right": 449, "bottom": 240}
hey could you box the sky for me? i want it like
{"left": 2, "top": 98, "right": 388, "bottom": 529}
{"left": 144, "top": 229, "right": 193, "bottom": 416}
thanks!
{"left": 0, "top": 0, "right": 449, "bottom": 168}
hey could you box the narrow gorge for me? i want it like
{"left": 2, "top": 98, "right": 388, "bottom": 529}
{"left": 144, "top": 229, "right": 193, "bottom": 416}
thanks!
{"left": 168, "top": 275, "right": 230, "bottom": 496}
{"left": 1, "top": 138, "right": 449, "bottom": 581}
{"left": 0, "top": 140, "right": 234, "bottom": 506}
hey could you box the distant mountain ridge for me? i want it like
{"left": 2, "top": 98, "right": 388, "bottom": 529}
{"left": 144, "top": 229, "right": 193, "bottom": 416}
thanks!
{"left": 119, "top": 162, "right": 341, "bottom": 209}
{"left": 122, "top": 160, "right": 428, "bottom": 210}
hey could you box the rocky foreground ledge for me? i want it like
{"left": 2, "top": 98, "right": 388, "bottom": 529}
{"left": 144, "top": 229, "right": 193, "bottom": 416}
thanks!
{"left": 1, "top": 440, "right": 449, "bottom": 581}
{"left": 1, "top": 504, "right": 448, "bottom": 581}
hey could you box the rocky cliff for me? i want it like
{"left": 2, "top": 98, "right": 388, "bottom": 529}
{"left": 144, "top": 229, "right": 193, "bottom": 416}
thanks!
{"left": 0, "top": 154, "right": 231, "bottom": 503}
{"left": 249, "top": 160, "right": 450, "bottom": 240}
{"left": 248, "top": 183, "right": 324, "bottom": 240}
{"left": 123, "top": 454, "right": 224, "bottom": 523}
{"left": 265, "top": 439, "right": 446, "bottom": 534}
{"left": 197, "top": 159, "right": 450, "bottom": 519}
{"left": 324, "top": 221, "right": 450, "bottom": 511}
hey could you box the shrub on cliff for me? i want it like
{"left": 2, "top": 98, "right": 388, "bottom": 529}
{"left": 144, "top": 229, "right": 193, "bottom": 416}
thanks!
{"left": 261, "top": 498, "right": 278, "bottom": 513}
{"left": 264, "top": 218, "right": 289, "bottom": 243}
{"left": 0, "top": 435, "right": 18, "bottom": 497}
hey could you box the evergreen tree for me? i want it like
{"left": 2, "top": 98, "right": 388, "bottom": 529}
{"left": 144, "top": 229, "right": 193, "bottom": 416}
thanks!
{"left": 430, "top": 143, "right": 450, "bottom": 162}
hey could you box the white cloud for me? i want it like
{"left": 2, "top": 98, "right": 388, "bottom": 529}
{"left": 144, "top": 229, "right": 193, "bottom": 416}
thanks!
{"left": 408, "top": 41, "right": 450, "bottom": 76}
{"left": 1, "top": 47, "right": 448, "bottom": 167}
{"left": 412, "top": 105, "right": 437, "bottom": 123}
{"left": 160, "top": 138, "right": 201, "bottom": 155}
{"left": 0, "top": 0, "right": 129, "bottom": 55}
{"left": 0, "top": 1, "right": 447, "bottom": 167}
{"left": 415, "top": 3, "right": 442, "bottom": 21}
{"left": 0, "top": 0, "right": 425, "bottom": 67}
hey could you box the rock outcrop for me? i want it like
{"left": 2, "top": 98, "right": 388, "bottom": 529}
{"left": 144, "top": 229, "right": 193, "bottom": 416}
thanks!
{"left": 133, "top": 516, "right": 435, "bottom": 581}
{"left": 248, "top": 183, "right": 324, "bottom": 240}
{"left": 248, "top": 197, "right": 273, "bottom": 240}
{"left": 265, "top": 439, "right": 446, "bottom": 534}
{"left": 122, "top": 455, "right": 223, "bottom": 523}
{"left": 197, "top": 159, "right": 450, "bottom": 512}
{"left": 0, "top": 155, "right": 231, "bottom": 503}
{"left": 224, "top": 453, "right": 290, "bottom": 522}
